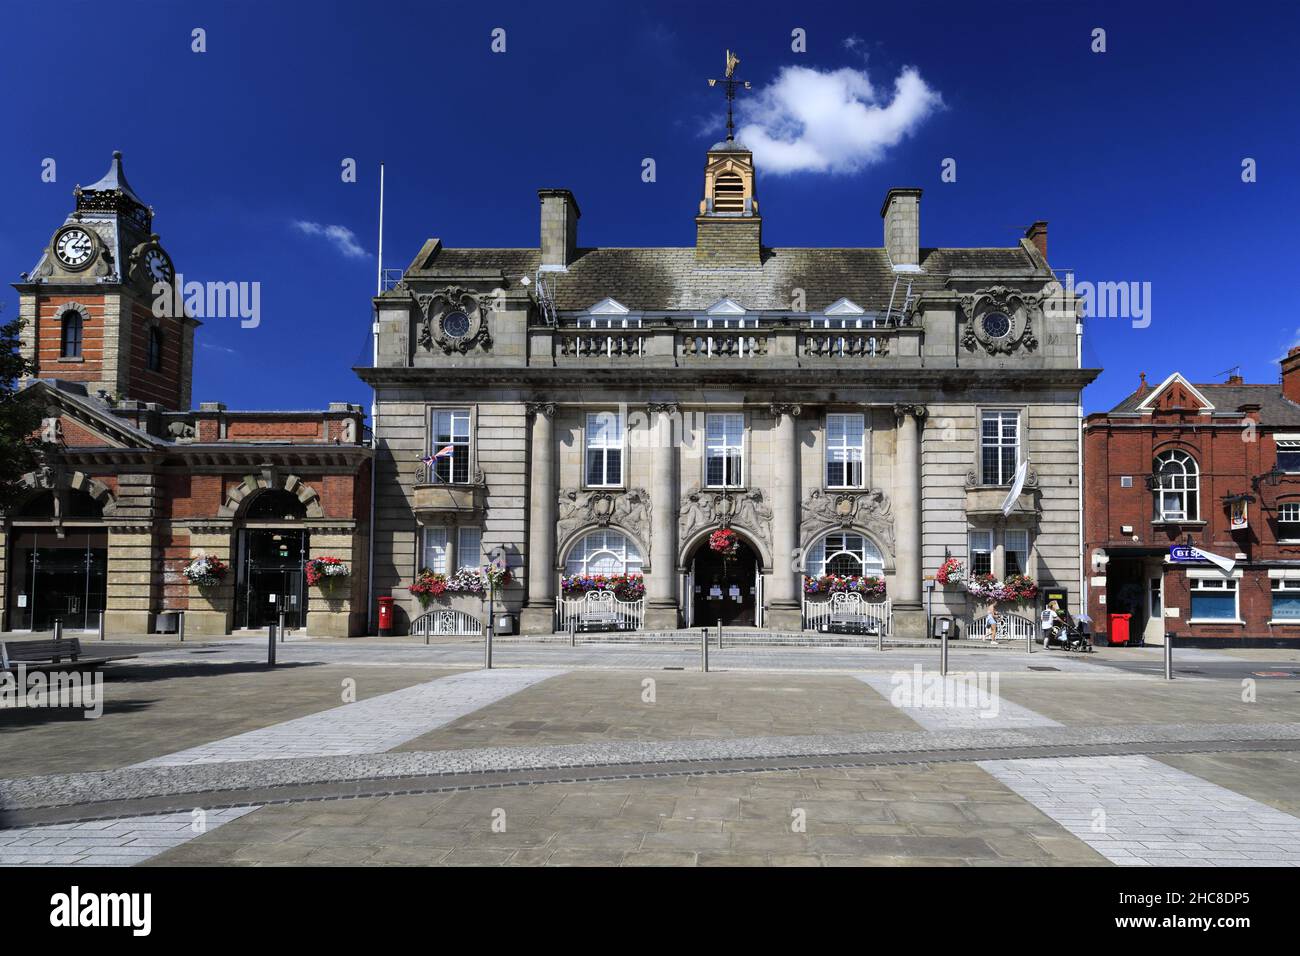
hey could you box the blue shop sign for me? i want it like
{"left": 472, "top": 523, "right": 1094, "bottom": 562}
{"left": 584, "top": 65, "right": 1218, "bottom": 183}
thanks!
{"left": 1169, "top": 545, "right": 1205, "bottom": 563}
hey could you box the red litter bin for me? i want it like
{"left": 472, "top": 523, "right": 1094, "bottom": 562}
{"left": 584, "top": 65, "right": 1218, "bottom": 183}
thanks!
{"left": 1108, "top": 612, "right": 1132, "bottom": 647}
{"left": 377, "top": 596, "right": 395, "bottom": 636}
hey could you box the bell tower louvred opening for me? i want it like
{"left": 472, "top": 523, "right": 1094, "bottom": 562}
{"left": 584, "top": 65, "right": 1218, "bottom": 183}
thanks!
{"left": 695, "top": 144, "right": 761, "bottom": 268}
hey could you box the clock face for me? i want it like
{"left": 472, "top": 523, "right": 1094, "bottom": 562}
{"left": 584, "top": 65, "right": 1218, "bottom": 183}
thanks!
{"left": 143, "top": 247, "right": 174, "bottom": 284}
{"left": 442, "top": 310, "right": 471, "bottom": 337}
{"left": 54, "top": 228, "right": 95, "bottom": 268}
{"left": 981, "top": 311, "right": 1011, "bottom": 338}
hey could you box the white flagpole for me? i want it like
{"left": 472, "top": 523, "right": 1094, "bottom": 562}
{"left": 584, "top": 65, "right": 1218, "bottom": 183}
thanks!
{"left": 367, "top": 162, "right": 384, "bottom": 633}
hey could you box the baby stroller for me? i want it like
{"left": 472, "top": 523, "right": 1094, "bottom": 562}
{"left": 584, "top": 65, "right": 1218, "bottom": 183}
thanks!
{"left": 1043, "top": 615, "right": 1091, "bottom": 652}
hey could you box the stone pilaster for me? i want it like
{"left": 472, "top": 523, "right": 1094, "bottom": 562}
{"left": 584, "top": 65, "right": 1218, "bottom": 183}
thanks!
{"left": 183, "top": 530, "right": 235, "bottom": 636}
{"left": 520, "top": 401, "right": 557, "bottom": 634}
{"left": 645, "top": 403, "right": 680, "bottom": 629}
{"left": 767, "top": 402, "right": 802, "bottom": 630}
{"left": 893, "top": 403, "right": 927, "bottom": 638}
{"left": 104, "top": 526, "right": 154, "bottom": 635}
{"left": 305, "top": 529, "right": 364, "bottom": 637}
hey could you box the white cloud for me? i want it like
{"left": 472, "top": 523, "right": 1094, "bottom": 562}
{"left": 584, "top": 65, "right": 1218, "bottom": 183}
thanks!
{"left": 735, "top": 64, "right": 942, "bottom": 175}
{"left": 292, "top": 220, "right": 369, "bottom": 259}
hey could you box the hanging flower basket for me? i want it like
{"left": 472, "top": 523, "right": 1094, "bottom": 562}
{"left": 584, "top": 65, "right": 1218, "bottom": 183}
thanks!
{"left": 482, "top": 563, "right": 513, "bottom": 591}
{"left": 709, "top": 528, "right": 739, "bottom": 559}
{"left": 409, "top": 569, "right": 448, "bottom": 609}
{"left": 966, "top": 573, "right": 1039, "bottom": 606}
{"left": 803, "top": 574, "right": 887, "bottom": 598}
{"left": 561, "top": 573, "right": 645, "bottom": 601}
{"left": 181, "top": 554, "right": 227, "bottom": 587}
{"left": 936, "top": 557, "right": 965, "bottom": 586}
{"left": 305, "top": 557, "right": 350, "bottom": 587}
{"left": 446, "top": 568, "right": 486, "bottom": 594}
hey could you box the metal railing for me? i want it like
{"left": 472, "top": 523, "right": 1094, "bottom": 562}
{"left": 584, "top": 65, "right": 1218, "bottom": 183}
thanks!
{"left": 556, "top": 589, "right": 645, "bottom": 632}
{"left": 410, "top": 608, "right": 482, "bottom": 639}
{"left": 967, "top": 611, "right": 1037, "bottom": 643}
{"left": 802, "top": 594, "right": 892, "bottom": 635}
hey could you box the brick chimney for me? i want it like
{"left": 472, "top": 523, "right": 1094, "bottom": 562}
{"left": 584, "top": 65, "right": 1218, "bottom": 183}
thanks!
{"left": 880, "top": 188, "right": 922, "bottom": 269}
{"left": 1283, "top": 347, "right": 1300, "bottom": 403}
{"left": 538, "top": 189, "right": 580, "bottom": 269}
{"left": 1137, "top": 372, "right": 1148, "bottom": 395}
{"left": 1225, "top": 372, "right": 1244, "bottom": 386}
{"left": 1024, "top": 220, "right": 1048, "bottom": 260}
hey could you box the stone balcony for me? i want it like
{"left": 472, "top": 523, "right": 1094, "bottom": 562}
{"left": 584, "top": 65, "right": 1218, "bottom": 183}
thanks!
{"left": 412, "top": 481, "right": 486, "bottom": 519}
{"left": 964, "top": 473, "right": 1041, "bottom": 521}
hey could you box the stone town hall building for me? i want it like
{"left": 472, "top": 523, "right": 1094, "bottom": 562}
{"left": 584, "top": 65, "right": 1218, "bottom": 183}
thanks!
{"left": 365, "top": 137, "right": 1097, "bottom": 637}
{"left": 3, "top": 154, "right": 371, "bottom": 637}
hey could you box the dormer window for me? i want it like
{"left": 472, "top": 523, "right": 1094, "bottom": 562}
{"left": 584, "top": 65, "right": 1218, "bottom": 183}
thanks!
{"left": 713, "top": 172, "right": 745, "bottom": 212}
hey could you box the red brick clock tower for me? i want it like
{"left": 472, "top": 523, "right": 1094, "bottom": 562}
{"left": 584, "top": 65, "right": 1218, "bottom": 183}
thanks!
{"left": 15, "top": 151, "right": 195, "bottom": 409}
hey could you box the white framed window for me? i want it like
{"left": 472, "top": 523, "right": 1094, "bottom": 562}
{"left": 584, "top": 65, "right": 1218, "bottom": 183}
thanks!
{"left": 826, "top": 413, "right": 866, "bottom": 488}
{"left": 805, "top": 532, "right": 885, "bottom": 578}
{"left": 969, "top": 530, "right": 993, "bottom": 577}
{"left": 585, "top": 411, "right": 625, "bottom": 487}
{"left": 1189, "top": 577, "right": 1237, "bottom": 621}
{"left": 1279, "top": 502, "right": 1300, "bottom": 540}
{"left": 980, "top": 410, "right": 1019, "bottom": 485}
{"left": 421, "top": 526, "right": 449, "bottom": 575}
{"left": 430, "top": 408, "right": 471, "bottom": 484}
{"left": 705, "top": 413, "right": 744, "bottom": 488}
{"left": 456, "top": 527, "right": 482, "bottom": 572}
{"left": 1272, "top": 578, "right": 1300, "bottom": 621}
{"left": 564, "top": 529, "right": 643, "bottom": 576}
{"left": 1153, "top": 450, "right": 1199, "bottom": 521}
{"left": 1278, "top": 440, "right": 1300, "bottom": 474}
{"left": 1005, "top": 529, "right": 1030, "bottom": 576}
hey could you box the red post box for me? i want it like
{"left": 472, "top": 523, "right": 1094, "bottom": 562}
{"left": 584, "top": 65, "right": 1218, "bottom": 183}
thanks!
{"left": 1108, "top": 612, "right": 1132, "bottom": 647}
{"left": 377, "top": 596, "right": 394, "bottom": 636}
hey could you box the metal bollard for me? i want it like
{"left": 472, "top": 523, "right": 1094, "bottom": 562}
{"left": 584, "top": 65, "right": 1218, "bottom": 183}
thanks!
{"left": 1026, "top": 624, "right": 1032, "bottom": 655}
{"left": 178, "top": 610, "right": 185, "bottom": 643}
{"left": 569, "top": 616, "right": 577, "bottom": 647}
{"left": 1164, "top": 632, "right": 1173, "bottom": 681}
{"left": 267, "top": 622, "right": 277, "bottom": 666}
{"left": 877, "top": 622, "right": 884, "bottom": 652}
{"left": 98, "top": 610, "right": 106, "bottom": 642}
{"left": 279, "top": 611, "right": 287, "bottom": 642}
{"left": 716, "top": 622, "right": 723, "bottom": 650}
{"left": 940, "top": 624, "right": 949, "bottom": 677}
{"left": 700, "top": 627, "right": 709, "bottom": 673}
{"left": 484, "top": 621, "right": 493, "bottom": 670}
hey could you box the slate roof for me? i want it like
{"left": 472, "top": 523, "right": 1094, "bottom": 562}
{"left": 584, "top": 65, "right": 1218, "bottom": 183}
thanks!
{"left": 403, "top": 244, "right": 1044, "bottom": 313}
{"left": 1109, "top": 382, "right": 1300, "bottom": 427}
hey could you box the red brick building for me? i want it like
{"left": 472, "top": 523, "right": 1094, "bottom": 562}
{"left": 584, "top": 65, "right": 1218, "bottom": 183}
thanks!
{"left": 2, "top": 153, "right": 372, "bottom": 637}
{"left": 1084, "top": 357, "right": 1300, "bottom": 647}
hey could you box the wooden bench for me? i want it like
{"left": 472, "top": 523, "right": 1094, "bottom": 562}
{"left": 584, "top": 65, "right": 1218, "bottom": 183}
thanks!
{"left": 0, "top": 638, "right": 135, "bottom": 672}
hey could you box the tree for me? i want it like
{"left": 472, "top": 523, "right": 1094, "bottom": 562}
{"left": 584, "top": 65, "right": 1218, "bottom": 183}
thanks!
{"left": 0, "top": 306, "right": 47, "bottom": 510}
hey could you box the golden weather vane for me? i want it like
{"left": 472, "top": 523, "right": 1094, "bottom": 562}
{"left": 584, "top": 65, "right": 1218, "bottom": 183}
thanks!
{"left": 707, "top": 49, "right": 751, "bottom": 142}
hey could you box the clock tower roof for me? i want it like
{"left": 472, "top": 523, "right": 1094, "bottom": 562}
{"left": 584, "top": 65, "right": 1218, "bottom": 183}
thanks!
{"left": 80, "top": 150, "right": 147, "bottom": 209}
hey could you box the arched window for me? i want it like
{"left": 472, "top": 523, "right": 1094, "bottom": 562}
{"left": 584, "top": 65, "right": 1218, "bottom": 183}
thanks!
{"left": 60, "top": 310, "right": 83, "bottom": 358}
{"left": 712, "top": 172, "right": 745, "bottom": 213}
{"left": 805, "top": 532, "right": 885, "bottom": 578}
{"left": 147, "top": 326, "right": 164, "bottom": 372}
{"left": 564, "top": 529, "right": 643, "bottom": 576}
{"left": 245, "top": 490, "right": 307, "bottom": 521}
{"left": 1153, "top": 450, "right": 1199, "bottom": 521}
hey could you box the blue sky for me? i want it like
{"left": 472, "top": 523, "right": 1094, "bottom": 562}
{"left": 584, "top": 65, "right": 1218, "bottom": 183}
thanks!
{"left": 1, "top": 0, "right": 1296, "bottom": 414}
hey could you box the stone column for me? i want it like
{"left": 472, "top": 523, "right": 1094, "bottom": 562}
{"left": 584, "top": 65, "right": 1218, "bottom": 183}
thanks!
{"left": 892, "top": 403, "right": 927, "bottom": 638}
{"left": 520, "top": 401, "right": 557, "bottom": 634}
{"left": 645, "top": 403, "right": 680, "bottom": 629}
{"left": 767, "top": 402, "right": 803, "bottom": 630}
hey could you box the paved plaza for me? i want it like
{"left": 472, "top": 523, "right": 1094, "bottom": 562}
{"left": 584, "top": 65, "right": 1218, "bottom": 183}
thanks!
{"left": 3, "top": 634, "right": 1300, "bottom": 866}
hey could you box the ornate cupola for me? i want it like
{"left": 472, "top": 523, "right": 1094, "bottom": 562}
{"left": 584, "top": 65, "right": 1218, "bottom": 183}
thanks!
{"left": 695, "top": 51, "right": 762, "bottom": 268}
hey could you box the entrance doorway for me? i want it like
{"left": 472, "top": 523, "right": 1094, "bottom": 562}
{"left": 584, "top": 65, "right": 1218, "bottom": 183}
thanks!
{"left": 235, "top": 529, "right": 309, "bottom": 629}
{"left": 6, "top": 529, "right": 108, "bottom": 631}
{"left": 690, "top": 535, "right": 759, "bottom": 627}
